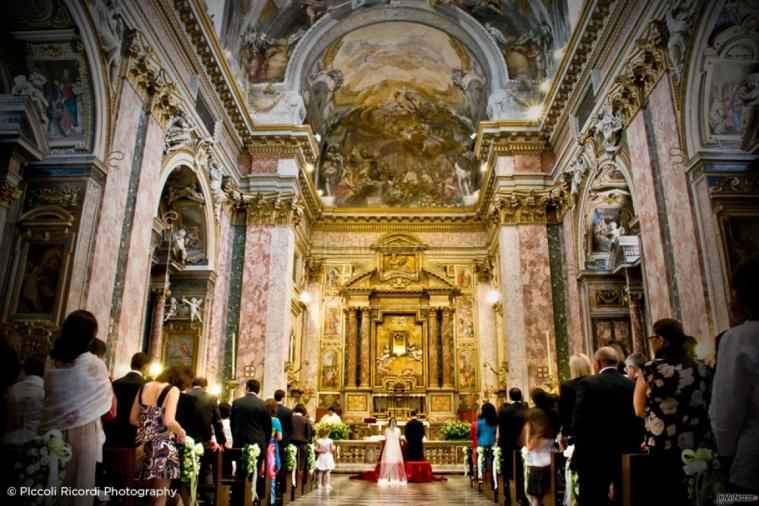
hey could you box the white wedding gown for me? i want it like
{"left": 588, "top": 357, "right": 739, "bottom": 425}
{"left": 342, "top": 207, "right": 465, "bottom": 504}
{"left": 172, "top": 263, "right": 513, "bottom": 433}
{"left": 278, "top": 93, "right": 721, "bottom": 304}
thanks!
{"left": 378, "top": 427, "right": 406, "bottom": 485}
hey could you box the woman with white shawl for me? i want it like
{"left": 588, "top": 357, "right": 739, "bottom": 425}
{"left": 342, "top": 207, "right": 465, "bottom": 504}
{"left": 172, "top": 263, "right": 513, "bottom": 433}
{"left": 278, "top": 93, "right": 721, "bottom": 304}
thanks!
{"left": 378, "top": 418, "right": 407, "bottom": 486}
{"left": 39, "top": 310, "right": 114, "bottom": 505}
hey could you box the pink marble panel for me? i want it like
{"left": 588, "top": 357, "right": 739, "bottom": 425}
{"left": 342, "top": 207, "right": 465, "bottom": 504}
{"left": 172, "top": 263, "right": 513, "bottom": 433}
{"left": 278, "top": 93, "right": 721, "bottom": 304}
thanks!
{"left": 518, "top": 225, "right": 557, "bottom": 388}
{"left": 87, "top": 85, "right": 143, "bottom": 337}
{"left": 599, "top": 1, "right": 646, "bottom": 75}
{"left": 649, "top": 80, "right": 712, "bottom": 338}
{"left": 561, "top": 215, "right": 585, "bottom": 352}
{"left": 236, "top": 225, "right": 273, "bottom": 383}
{"left": 514, "top": 155, "right": 543, "bottom": 173}
{"left": 206, "top": 211, "right": 232, "bottom": 382}
{"left": 115, "top": 116, "right": 165, "bottom": 368}
{"left": 248, "top": 158, "right": 278, "bottom": 174}
{"left": 626, "top": 112, "right": 674, "bottom": 324}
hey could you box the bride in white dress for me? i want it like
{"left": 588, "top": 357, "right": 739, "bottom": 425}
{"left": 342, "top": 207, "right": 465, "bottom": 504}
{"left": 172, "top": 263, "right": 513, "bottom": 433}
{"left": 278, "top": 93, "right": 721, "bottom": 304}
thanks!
{"left": 378, "top": 418, "right": 406, "bottom": 485}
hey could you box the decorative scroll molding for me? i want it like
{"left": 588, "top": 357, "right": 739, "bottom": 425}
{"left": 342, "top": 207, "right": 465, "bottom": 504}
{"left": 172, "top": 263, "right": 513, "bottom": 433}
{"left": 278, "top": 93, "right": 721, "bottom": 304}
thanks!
{"left": 709, "top": 175, "right": 759, "bottom": 196}
{"left": 0, "top": 182, "right": 24, "bottom": 206}
{"left": 26, "top": 184, "right": 82, "bottom": 209}
{"left": 228, "top": 187, "right": 304, "bottom": 226}
{"left": 489, "top": 183, "right": 569, "bottom": 225}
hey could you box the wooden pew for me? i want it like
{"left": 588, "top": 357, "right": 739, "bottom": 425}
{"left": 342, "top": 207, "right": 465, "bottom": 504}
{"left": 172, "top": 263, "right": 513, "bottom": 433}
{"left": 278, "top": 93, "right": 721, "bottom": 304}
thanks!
{"left": 217, "top": 449, "right": 254, "bottom": 506}
{"left": 101, "top": 446, "right": 137, "bottom": 506}
{"left": 196, "top": 449, "right": 222, "bottom": 505}
{"left": 503, "top": 450, "right": 558, "bottom": 506}
{"left": 621, "top": 453, "right": 650, "bottom": 506}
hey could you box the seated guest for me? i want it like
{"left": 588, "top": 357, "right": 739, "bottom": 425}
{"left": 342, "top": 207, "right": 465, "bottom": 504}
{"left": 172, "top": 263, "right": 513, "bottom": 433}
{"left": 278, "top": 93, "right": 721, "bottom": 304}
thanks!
{"left": 498, "top": 388, "right": 528, "bottom": 500}
{"left": 574, "top": 347, "right": 643, "bottom": 506}
{"left": 710, "top": 254, "right": 759, "bottom": 495}
{"left": 635, "top": 319, "right": 713, "bottom": 504}
{"left": 39, "top": 310, "right": 114, "bottom": 506}
{"left": 476, "top": 402, "right": 499, "bottom": 476}
{"left": 2, "top": 354, "right": 46, "bottom": 445}
{"left": 104, "top": 352, "right": 149, "bottom": 446}
{"left": 130, "top": 365, "right": 185, "bottom": 505}
{"left": 404, "top": 410, "right": 425, "bottom": 461}
{"left": 291, "top": 403, "right": 313, "bottom": 448}
{"left": 320, "top": 405, "right": 342, "bottom": 423}
{"left": 559, "top": 353, "right": 592, "bottom": 440}
{"left": 624, "top": 352, "right": 646, "bottom": 380}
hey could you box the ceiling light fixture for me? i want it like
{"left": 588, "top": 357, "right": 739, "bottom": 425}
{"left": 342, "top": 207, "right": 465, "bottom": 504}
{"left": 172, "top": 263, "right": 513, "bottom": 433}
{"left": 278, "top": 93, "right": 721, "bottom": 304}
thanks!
{"left": 305, "top": 163, "right": 315, "bottom": 173}
{"left": 527, "top": 105, "right": 543, "bottom": 120}
{"left": 480, "top": 162, "right": 488, "bottom": 173}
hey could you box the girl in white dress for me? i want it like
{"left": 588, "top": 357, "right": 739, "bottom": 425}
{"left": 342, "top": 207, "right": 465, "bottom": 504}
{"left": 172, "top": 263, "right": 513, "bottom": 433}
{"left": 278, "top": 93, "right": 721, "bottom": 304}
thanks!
{"left": 378, "top": 418, "right": 407, "bottom": 486}
{"left": 315, "top": 428, "right": 336, "bottom": 490}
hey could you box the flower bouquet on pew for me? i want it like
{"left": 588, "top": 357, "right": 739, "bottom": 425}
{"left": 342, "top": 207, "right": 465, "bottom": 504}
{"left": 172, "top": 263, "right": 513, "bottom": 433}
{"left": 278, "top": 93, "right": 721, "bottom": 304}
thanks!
{"left": 285, "top": 444, "right": 298, "bottom": 487}
{"left": 180, "top": 436, "right": 205, "bottom": 506}
{"left": 681, "top": 448, "right": 727, "bottom": 506}
{"left": 15, "top": 430, "right": 72, "bottom": 505}
{"left": 243, "top": 443, "right": 262, "bottom": 500}
{"left": 306, "top": 443, "right": 316, "bottom": 475}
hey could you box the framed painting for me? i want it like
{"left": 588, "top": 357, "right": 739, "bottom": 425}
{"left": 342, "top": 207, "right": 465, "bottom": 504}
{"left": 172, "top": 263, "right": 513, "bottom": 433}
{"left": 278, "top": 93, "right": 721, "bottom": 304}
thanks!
{"left": 319, "top": 348, "right": 341, "bottom": 390}
{"left": 163, "top": 322, "right": 200, "bottom": 370}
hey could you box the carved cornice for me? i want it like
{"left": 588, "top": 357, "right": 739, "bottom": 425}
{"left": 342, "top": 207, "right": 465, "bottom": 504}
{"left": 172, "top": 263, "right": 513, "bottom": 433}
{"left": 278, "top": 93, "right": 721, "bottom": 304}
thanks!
{"left": 709, "top": 175, "right": 759, "bottom": 197}
{"left": 475, "top": 126, "right": 547, "bottom": 159}
{"left": 151, "top": 80, "right": 183, "bottom": 127}
{"left": 228, "top": 188, "right": 304, "bottom": 226}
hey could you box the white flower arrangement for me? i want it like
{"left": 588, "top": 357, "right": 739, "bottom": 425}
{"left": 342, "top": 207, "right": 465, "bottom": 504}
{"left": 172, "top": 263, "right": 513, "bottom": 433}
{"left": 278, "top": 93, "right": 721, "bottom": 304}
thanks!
{"left": 243, "top": 443, "right": 262, "bottom": 501}
{"left": 180, "top": 436, "right": 205, "bottom": 506}
{"left": 476, "top": 446, "right": 485, "bottom": 480}
{"left": 285, "top": 444, "right": 298, "bottom": 486}
{"left": 306, "top": 443, "right": 316, "bottom": 473}
{"left": 681, "top": 448, "right": 725, "bottom": 506}
{"left": 492, "top": 447, "right": 502, "bottom": 475}
{"left": 462, "top": 446, "right": 472, "bottom": 476}
{"left": 15, "top": 430, "right": 72, "bottom": 504}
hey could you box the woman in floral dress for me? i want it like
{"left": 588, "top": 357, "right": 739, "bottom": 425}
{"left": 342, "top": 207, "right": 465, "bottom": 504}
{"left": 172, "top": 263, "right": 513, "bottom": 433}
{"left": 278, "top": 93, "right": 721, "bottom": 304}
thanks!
{"left": 634, "top": 318, "right": 713, "bottom": 505}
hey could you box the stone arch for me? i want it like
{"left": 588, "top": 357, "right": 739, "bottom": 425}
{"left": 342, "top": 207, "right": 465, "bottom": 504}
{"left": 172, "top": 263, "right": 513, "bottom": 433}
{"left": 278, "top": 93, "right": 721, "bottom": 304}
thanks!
{"left": 283, "top": 3, "right": 509, "bottom": 101}
{"left": 158, "top": 150, "right": 217, "bottom": 271}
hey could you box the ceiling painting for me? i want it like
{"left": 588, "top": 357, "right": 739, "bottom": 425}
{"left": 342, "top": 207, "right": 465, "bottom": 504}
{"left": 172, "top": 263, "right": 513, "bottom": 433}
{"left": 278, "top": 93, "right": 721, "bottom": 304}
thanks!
{"left": 309, "top": 22, "right": 486, "bottom": 208}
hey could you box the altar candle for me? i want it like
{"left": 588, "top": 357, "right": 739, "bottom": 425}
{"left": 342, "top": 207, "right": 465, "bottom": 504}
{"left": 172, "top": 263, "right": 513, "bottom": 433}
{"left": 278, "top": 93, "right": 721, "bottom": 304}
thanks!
{"left": 231, "top": 332, "right": 237, "bottom": 379}
{"left": 545, "top": 331, "right": 553, "bottom": 379}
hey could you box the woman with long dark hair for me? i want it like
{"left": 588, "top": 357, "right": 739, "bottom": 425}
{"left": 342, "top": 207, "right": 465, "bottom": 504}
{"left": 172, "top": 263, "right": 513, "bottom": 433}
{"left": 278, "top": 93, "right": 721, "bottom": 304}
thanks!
{"left": 476, "top": 402, "right": 499, "bottom": 478}
{"left": 39, "top": 310, "right": 113, "bottom": 506}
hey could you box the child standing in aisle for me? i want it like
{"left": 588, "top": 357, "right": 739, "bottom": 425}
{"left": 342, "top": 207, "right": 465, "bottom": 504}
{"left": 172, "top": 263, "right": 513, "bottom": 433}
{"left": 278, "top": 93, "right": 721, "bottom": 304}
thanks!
{"left": 315, "top": 427, "right": 336, "bottom": 491}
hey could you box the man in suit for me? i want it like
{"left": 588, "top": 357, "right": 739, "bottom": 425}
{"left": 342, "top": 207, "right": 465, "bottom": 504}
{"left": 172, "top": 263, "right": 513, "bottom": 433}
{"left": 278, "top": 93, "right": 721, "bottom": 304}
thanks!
{"left": 572, "top": 347, "right": 644, "bottom": 505}
{"left": 274, "top": 389, "right": 293, "bottom": 498}
{"left": 188, "top": 377, "right": 226, "bottom": 495}
{"left": 498, "top": 387, "right": 528, "bottom": 504}
{"left": 404, "top": 410, "right": 426, "bottom": 461}
{"left": 232, "top": 379, "right": 271, "bottom": 504}
{"left": 104, "top": 352, "right": 148, "bottom": 446}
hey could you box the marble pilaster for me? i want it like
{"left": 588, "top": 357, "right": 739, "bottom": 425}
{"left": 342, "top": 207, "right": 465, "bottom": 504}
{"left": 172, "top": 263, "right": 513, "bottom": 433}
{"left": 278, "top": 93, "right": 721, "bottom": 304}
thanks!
{"left": 427, "top": 309, "right": 439, "bottom": 388}
{"left": 561, "top": 214, "right": 585, "bottom": 352}
{"left": 476, "top": 282, "right": 499, "bottom": 390}
{"left": 206, "top": 210, "right": 233, "bottom": 382}
{"left": 359, "top": 307, "right": 370, "bottom": 387}
{"left": 441, "top": 309, "right": 454, "bottom": 388}
{"left": 346, "top": 309, "right": 358, "bottom": 388}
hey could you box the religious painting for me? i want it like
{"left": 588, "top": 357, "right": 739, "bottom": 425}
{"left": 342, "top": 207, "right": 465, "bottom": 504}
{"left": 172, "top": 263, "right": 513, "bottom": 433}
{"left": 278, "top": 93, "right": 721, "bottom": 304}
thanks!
{"left": 456, "top": 296, "right": 475, "bottom": 339}
{"left": 324, "top": 266, "right": 342, "bottom": 289}
{"left": 380, "top": 253, "right": 417, "bottom": 281}
{"left": 457, "top": 349, "right": 477, "bottom": 390}
{"left": 323, "top": 300, "right": 343, "bottom": 339}
{"left": 24, "top": 40, "right": 93, "bottom": 151}
{"left": 592, "top": 318, "right": 633, "bottom": 357}
{"left": 163, "top": 324, "right": 199, "bottom": 370}
{"left": 593, "top": 320, "right": 613, "bottom": 345}
{"left": 458, "top": 393, "right": 479, "bottom": 410}
{"left": 346, "top": 393, "right": 368, "bottom": 412}
{"left": 720, "top": 214, "right": 759, "bottom": 278}
{"left": 343, "top": 264, "right": 353, "bottom": 282}
{"left": 320, "top": 348, "right": 341, "bottom": 390}
{"left": 430, "top": 394, "right": 453, "bottom": 413}
{"left": 446, "top": 264, "right": 456, "bottom": 278}
{"left": 705, "top": 61, "right": 758, "bottom": 140}
{"left": 455, "top": 265, "right": 473, "bottom": 288}
{"left": 311, "top": 22, "right": 485, "bottom": 208}
{"left": 374, "top": 314, "right": 424, "bottom": 387}
{"left": 14, "top": 243, "right": 66, "bottom": 317}
{"left": 590, "top": 207, "right": 626, "bottom": 253}
{"left": 159, "top": 167, "right": 208, "bottom": 265}
{"left": 318, "top": 393, "right": 342, "bottom": 409}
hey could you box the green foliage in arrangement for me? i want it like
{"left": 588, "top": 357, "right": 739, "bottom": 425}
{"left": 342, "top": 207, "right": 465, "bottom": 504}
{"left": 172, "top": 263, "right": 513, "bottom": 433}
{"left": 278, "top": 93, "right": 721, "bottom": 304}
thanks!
{"left": 313, "top": 422, "right": 350, "bottom": 440}
{"left": 440, "top": 420, "right": 472, "bottom": 440}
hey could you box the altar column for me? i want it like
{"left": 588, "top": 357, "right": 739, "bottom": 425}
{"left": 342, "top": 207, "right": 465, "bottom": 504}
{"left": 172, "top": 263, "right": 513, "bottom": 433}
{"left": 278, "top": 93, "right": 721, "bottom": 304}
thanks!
{"left": 427, "top": 309, "right": 439, "bottom": 388}
{"left": 441, "top": 308, "right": 454, "bottom": 388}
{"left": 346, "top": 309, "right": 358, "bottom": 388}
{"left": 148, "top": 286, "right": 170, "bottom": 360}
{"left": 359, "top": 308, "right": 371, "bottom": 387}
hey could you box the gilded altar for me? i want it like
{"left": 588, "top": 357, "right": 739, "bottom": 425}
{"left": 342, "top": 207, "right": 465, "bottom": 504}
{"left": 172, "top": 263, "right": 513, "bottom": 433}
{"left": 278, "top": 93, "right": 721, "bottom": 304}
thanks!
{"left": 317, "top": 234, "right": 481, "bottom": 422}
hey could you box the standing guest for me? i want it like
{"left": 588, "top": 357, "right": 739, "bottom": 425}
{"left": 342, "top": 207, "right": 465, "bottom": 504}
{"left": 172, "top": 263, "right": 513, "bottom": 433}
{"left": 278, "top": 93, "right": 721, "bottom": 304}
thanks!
{"left": 274, "top": 389, "right": 293, "bottom": 498}
{"left": 476, "top": 402, "right": 499, "bottom": 477}
{"left": 219, "top": 402, "right": 233, "bottom": 449}
{"left": 2, "top": 354, "right": 46, "bottom": 445}
{"left": 187, "top": 377, "right": 225, "bottom": 497}
{"left": 158, "top": 366, "right": 209, "bottom": 447}
{"left": 89, "top": 337, "right": 107, "bottom": 360}
{"left": 624, "top": 352, "right": 646, "bottom": 380}
{"left": 290, "top": 403, "right": 313, "bottom": 449}
{"left": 573, "top": 347, "right": 643, "bottom": 506}
{"left": 531, "top": 388, "right": 560, "bottom": 437}
{"left": 498, "top": 388, "right": 528, "bottom": 502}
{"left": 710, "top": 254, "right": 759, "bottom": 495}
{"left": 231, "top": 379, "right": 271, "bottom": 504}
{"left": 130, "top": 367, "right": 185, "bottom": 505}
{"left": 319, "top": 405, "right": 342, "bottom": 423}
{"left": 523, "top": 401, "right": 553, "bottom": 506}
{"left": 634, "top": 320, "right": 712, "bottom": 505}
{"left": 266, "top": 398, "right": 283, "bottom": 505}
{"left": 404, "top": 410, "right": 426, "bottom": 461}
{"left": 314, "top": 427, "right": 336, "bottom": 490}
{"left": 559, "top": 353, "right": 592, "bottom": 440}
{"left": 39, "top": 310, "right": 114, "bottom": 506}
{"left": 104, "top": 352, "right": 149, "bottom": 447}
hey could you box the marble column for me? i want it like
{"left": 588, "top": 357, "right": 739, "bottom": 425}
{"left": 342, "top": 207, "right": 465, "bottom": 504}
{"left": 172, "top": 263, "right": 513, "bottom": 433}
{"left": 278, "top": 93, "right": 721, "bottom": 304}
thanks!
{"left": 359, "top": 307, "right": 371, "bottom": 387}
{"left": 427, "top": 309, "right": 439, "bottom": 388}
{"left": 148, "top": 287, "right": 169, "bottom": 360}
{"left": 441, "top": 308, "right": 453, "bottom": 388}
{"left": 346, "top": 309, "right": 358, "bottom": 388}
{"left": 627, "top": 289, "right": 646, "bottom": 354}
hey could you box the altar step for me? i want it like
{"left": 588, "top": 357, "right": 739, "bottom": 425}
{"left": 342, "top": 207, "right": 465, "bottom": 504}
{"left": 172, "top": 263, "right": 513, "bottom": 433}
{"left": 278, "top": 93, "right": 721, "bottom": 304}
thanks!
{"left": 291, "top": 474, "right": 494, "bottom": 505}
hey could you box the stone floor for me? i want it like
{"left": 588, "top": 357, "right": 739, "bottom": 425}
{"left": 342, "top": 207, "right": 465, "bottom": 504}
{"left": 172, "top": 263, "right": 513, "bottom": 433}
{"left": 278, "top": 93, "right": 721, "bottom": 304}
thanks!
{"left": 291, "top": 474, "right": 495, "bottom": 505}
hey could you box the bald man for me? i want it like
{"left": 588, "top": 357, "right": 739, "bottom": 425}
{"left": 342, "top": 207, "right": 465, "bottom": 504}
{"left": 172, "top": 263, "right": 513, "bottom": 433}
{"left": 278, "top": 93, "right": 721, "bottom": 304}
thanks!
{"left": 571, "top": 347, "right": 643, "bottom": 505}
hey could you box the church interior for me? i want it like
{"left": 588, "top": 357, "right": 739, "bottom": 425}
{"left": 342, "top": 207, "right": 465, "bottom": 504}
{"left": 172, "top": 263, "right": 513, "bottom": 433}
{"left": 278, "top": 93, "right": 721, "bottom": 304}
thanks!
{"left": 0, "top": 0, "right": 757, "bottom": 502}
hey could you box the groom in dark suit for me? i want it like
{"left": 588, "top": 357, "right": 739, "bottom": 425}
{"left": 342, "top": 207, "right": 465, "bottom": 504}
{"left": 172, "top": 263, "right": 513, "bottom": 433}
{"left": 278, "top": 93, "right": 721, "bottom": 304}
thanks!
{"left": 231, "top": 379, "right": 272, "bottom": 504}
{"left": 404, "top": 410, "right": 426, "bottom": 461}
{"left": 572, "top": 347, "right": 644, "bottom": 505}
{"left": 104, "top": 352, "right": 148, "bottom": 446}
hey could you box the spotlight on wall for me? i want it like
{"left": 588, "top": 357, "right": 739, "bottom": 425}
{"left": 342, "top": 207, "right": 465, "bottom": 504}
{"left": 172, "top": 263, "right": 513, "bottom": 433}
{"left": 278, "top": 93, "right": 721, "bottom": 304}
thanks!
{"left": 305, "top": 163, "right": 315, "bottom": 173}
{"left": 317, "top": 189, "right": 324, "bottom": 196}
{"left": 480, "top": 162, "right": 488, "bottom": 173}
{"left": 208, "top": 384, "right": 222, "bottom": 397}
{"left": 695, "top": 342, "right": 711, "bottom": 360}
{"left": 553, "top": 47, "right": 565, "bottom": 61}
{"left": 485, "top": 288, "right": 501, "bottom": 305}
{"left": 298, "top": 291, "right": 312, "bottom": 305}
{"left": 470, "top": 132, "right": 478, "bottom": 140}
{"left": 148, "top": 361, "right": 163, "bottom": 378}
{"left": 539, "top": 79, "right": 551, "bottom": 93}
{"left": 527, "top": 105, "right": 543, "bottom": 120}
